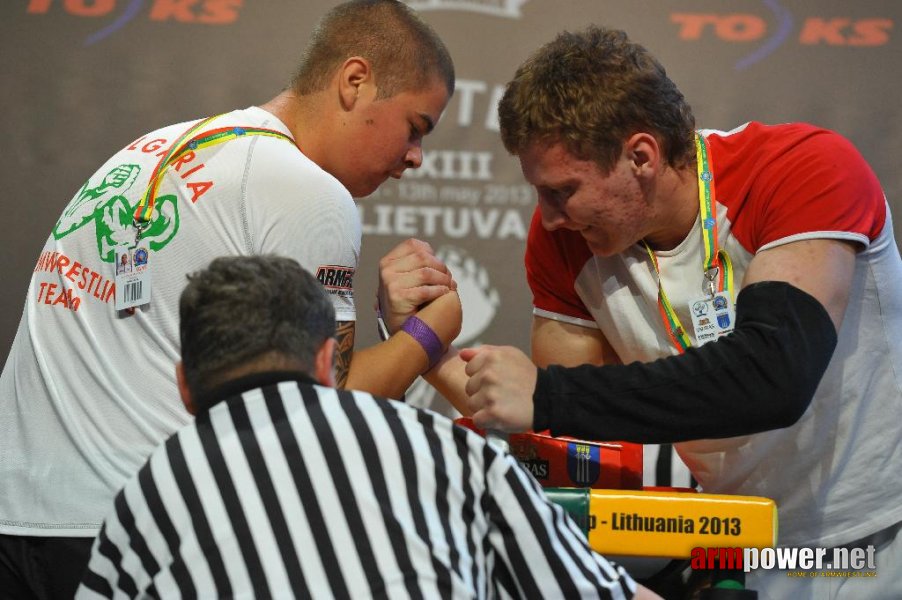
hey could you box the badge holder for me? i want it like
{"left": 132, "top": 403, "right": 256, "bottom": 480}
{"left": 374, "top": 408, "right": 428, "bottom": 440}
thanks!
{"left": 688, "top": 266, "right": 735, "bottom": 346}
{"left": 114, "top": 221, "right": 152, "bottom": 312}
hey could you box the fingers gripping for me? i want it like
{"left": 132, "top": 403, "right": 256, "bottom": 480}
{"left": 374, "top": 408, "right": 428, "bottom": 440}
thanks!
{"left": 462, "top": 346, "right": 536, "bottom": 432}
{"left": 378, "top": 239, "right": 456, "bottom": 331}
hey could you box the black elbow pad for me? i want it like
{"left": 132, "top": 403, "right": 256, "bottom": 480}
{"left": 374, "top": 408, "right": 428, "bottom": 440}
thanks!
{"left": 533, "top": 281, "right": 838, "bottom": 443}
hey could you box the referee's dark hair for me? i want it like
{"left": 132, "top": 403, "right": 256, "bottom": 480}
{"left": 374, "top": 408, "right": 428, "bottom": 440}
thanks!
{"left": 178, "top": 255, "right": 336, "bottom": 398}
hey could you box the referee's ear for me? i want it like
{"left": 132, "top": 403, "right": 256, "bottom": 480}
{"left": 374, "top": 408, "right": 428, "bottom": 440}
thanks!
{"left": 315, "top": 338, "right": 337, "bottom": 388}
{"left": 176, "top": 361, "right": 196, "bottom": 415}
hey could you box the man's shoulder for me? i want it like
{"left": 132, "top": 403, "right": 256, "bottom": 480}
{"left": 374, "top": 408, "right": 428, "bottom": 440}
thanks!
{"left": 702, "top": 120, "right": 822, "bottom": 137}
{"left": 703, "top": 121, "right": 852, "bottom": 159}
{"left": 241, "top": 141, "right": 352, "bottom": 207}
{"left": 206, "top": 377, "right": 488, "bottom": 451}
{"left": 304, "top": 383, "right": 483, "bottom": 439}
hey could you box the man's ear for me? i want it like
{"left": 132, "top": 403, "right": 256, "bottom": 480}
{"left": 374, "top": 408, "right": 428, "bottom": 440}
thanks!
{"left": 176, "top": 362, "right": 196, "bottom": 415}
{"left": 337, "top": 57, "right": 373, "bottom": 110}
{"left": 315, "top": 337, "right": 337, "bottom": 387}
{"left": 625, "top": 132, "right": 661, "bottom": 177}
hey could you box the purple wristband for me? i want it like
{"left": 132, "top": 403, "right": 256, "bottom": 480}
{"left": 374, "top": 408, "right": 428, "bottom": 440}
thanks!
{"left": 400, "top": 316, "right": 443, "bottom": 370}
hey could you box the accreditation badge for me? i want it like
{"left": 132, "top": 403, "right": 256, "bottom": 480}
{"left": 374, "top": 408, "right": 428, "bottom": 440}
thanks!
{"left": 688, "top": 292, "right": 735, "bottom": 346}
{"left": 115, "top": 245, "right": 152, "bottom": 311}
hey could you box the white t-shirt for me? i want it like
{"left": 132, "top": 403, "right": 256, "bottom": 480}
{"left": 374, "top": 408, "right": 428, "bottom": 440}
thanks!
{"left": 526, "top": 122, "right": 902, "bottom": 547}
{"left": 0, "top": 107, "right": 361, "bottom": 536}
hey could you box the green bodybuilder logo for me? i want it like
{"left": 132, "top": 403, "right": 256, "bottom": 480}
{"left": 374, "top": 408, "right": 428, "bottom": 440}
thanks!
{"left": 52, "top": 164, "right": 179, "bottom": 262}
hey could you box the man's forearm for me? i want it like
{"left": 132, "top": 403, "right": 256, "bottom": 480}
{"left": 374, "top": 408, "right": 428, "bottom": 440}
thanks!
{"left": 534, "top": 281, "right": 838, "bottom": 443}
{"left": 344, "top": 290, "right": 463, "bottom": 400}
{"left": 344, "top": 335, "right": 431, "bottom": 400}
{"left": 422, "top": 346, "right": 471, "bottom": 416}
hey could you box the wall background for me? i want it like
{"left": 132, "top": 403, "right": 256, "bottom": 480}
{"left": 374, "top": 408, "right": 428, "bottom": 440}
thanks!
{"left": 2, "top": 1, "right": 899, "bottom": 405}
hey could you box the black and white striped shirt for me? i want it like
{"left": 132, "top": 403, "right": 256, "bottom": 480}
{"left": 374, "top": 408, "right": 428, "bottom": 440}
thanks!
{"left": 77, "top": 372, "right": 636, "bottom": 599}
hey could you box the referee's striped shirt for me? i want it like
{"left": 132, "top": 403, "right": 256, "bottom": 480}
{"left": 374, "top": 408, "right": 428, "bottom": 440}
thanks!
{"left": 77, "top": 371, "right": 637, "bottom": 599}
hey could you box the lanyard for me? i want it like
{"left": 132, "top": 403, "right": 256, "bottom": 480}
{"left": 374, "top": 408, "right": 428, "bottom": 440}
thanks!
{"left": 643, "top": 132, "right": 734, "bottom": 354}
{"left": 131, "top": 114, "right": 295, "bottom": 236}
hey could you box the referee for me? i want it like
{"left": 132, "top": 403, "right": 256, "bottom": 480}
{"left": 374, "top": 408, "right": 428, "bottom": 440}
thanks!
{"left": 75, "top": 256, "right": 657, "bottom": 599}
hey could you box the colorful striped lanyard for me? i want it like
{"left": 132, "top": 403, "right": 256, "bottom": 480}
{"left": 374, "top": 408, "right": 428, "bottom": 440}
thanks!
{"left": 131, "top": 114, "right": 295, "bottom": 233}
{"left": 643, "top": 132, "right": 734, "bottom": 354}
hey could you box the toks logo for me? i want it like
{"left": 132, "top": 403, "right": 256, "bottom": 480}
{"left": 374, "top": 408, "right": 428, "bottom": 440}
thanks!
{"left": 26, "top": 0, "right": 243, "bottom": 46}
{"left": 672, "top": 2, "right": 893, "bottom": 70}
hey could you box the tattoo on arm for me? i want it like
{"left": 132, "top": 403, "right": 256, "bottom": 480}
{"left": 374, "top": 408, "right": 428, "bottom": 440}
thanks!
{"left": 334, "top": 321, "right": 355, "bottom": 389}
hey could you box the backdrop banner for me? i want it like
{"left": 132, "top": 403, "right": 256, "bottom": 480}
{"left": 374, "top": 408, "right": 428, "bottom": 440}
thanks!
{"left": 2, "top": 1, "right": 899, "bottom": 416}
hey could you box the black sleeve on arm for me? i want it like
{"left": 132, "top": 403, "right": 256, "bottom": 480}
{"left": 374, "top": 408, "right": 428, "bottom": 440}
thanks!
{"left": 532, "top": 281, "right": 838, "bottom": 443}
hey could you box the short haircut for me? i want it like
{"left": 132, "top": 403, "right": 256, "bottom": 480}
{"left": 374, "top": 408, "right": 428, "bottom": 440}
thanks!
{"left": 291, "top": 0, "right": 455, "bottom": 99}
{"left": 179, "top": 255, "right": 336, "bottom": 395}
{"left": 498, "top": 26, "right": 696, "bottom": 173}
